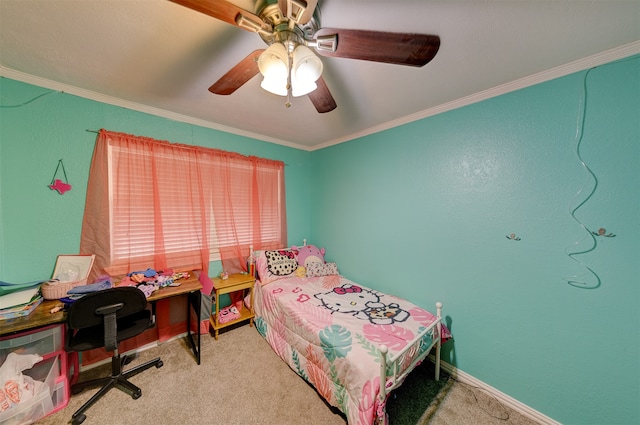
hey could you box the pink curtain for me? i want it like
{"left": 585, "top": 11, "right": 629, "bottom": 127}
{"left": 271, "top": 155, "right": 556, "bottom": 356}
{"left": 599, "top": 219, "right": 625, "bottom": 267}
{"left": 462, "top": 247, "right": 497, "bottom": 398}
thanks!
{"left": 79, "top": 129, "right": 286, "bottom": 360}
{"left": 80, "top": 130, "right": 212, "bottom": 281}
{"left": 211, "top": 153, "right": 287, "bottom": 273}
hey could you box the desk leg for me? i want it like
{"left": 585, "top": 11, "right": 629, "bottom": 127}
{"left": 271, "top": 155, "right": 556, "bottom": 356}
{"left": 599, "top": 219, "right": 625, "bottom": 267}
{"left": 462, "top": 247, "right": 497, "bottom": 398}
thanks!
{"left": 186, "top": 290, "right": 201, "bottom": 365}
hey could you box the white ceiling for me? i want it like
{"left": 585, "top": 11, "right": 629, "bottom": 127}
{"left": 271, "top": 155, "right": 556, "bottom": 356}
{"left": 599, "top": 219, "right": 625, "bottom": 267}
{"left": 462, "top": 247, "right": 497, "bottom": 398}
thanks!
{"left": 1, "top": 0, "right": 639, "bottom": 150}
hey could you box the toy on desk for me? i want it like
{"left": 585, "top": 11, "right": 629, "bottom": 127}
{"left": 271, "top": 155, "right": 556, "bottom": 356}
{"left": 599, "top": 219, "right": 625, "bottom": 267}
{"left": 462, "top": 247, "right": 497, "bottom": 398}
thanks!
{"left": 122, "top": 269, "right": 191, "bottom": 298}
{"left": 52, "top": 269, "right": 192, "bottom": 306}
{"left": 49, "top": 304, "right": 64, "bottom": 314}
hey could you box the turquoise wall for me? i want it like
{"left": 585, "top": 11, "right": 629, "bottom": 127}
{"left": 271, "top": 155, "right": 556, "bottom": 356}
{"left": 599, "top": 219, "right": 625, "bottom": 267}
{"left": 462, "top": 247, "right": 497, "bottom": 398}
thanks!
{"left": 0, "top": 77, "right": 311, "bottom": 282}
{"left": 310, "top": 56, "right": 639, "bottom": 424}
{"left": 1, "top": 55, "right": 638, "bottom": 424}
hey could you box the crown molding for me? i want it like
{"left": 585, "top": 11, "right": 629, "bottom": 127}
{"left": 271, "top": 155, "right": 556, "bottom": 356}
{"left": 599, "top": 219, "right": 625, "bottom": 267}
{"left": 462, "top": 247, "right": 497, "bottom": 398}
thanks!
{"left": 312, "top": 40, "right": 640, "bottom": 151}
{"left": 2, "top": 40, "right": 638, "bottom": 153}
{"left": 0, "top": 66, "right": 308, "bottom": 151}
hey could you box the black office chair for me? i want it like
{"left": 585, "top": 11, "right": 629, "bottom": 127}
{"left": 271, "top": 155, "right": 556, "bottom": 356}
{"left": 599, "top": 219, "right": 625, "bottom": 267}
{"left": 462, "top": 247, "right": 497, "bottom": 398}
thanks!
{"left": 65, "top": 286, "right": 163, "bottom": 425}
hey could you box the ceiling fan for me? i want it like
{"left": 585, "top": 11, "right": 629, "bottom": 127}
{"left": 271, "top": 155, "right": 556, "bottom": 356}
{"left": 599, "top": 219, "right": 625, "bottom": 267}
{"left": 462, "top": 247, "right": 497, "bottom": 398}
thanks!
{"left": 170, "top": 0, "right": 440, "bottom": 113}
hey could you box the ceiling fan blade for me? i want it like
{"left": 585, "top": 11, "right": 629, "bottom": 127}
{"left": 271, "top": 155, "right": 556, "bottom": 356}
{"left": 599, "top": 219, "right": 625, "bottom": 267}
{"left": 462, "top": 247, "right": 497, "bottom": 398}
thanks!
{"left": 278, "top": 0, "right": 288, "bottom": 16}
{"left": 170, "top": 0, "right": 269, "bottom": 32}
{"left": 308, "top": 77, "right": 337, "bottom": 113}
{"left": 299, "top": 0, "right": 317, "bottom": 24}
{"left": 314, "top": 28, "right": 440, "bottom": 67}
{"left": 209, "top": 49, "right": 264, "bottom": 95}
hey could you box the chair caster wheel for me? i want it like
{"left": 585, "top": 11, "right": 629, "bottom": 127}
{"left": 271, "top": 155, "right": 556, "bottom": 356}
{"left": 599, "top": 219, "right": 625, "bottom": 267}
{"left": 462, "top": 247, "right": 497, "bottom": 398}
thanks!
{"left": 72, "top": 413, "right": 86, "bottom": 424}
{"left": 132, "top": 390, "right": 142, "bottom": 399}
{"left": 156, "top": 360, "right": 163, "bottom": 368}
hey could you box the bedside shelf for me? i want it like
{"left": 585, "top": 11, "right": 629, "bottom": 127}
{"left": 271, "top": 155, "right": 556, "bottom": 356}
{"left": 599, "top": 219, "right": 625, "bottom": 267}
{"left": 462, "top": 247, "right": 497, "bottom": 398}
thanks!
{"left": 209, "top": 273, "right": 255, "bottom": 340}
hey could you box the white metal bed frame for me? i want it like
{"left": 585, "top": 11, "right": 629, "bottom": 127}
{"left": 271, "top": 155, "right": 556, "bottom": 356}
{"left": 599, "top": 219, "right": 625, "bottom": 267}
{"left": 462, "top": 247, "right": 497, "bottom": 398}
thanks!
{"left": 376, "top": 302, "right": 443, "bottom": 424}
{"left": 256, "top": 241, "right": 444, "bottom": 425}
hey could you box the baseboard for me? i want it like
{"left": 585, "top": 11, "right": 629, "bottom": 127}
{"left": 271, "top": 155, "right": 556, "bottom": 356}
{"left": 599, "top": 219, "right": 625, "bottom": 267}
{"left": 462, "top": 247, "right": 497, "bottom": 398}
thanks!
{"left": 428, "top": 355, "right": 561, "bottom": 425}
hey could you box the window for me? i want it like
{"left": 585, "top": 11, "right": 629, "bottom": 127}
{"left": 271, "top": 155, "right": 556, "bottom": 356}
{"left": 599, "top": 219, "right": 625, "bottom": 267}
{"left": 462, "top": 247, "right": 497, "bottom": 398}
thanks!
{"left": 80, "top": 130, "right": 286, "bottom": 279}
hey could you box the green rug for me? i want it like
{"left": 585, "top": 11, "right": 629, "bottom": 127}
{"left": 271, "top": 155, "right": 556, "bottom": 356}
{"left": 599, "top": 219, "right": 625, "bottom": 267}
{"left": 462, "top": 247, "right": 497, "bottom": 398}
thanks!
{"left": 385, "top": 360, "right": 452, "bottom": 425}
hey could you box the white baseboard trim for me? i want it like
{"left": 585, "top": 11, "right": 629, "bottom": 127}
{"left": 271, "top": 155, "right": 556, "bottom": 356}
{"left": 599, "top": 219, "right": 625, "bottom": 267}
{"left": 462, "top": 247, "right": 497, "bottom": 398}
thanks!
{"left": 429, "top": 355, "right": 561, "bottom": 425}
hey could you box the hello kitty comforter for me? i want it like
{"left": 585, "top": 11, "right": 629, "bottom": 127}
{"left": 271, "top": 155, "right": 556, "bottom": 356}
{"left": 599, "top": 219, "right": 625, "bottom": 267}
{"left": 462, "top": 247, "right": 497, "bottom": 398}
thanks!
{"left": 253, "top": 274, "right": 450, "bottom": 425}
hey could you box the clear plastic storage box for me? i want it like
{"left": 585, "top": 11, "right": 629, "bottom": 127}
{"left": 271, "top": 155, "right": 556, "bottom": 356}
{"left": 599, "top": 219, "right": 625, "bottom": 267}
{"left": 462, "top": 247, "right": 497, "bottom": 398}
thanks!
{"left": 0, "top": 325, "right": 70, "bottom": 424}
{"left": 0, "top": 355, "right": 57, "bottom": 424}
{"left": 0, "top": 326, "right": 63, "bottom": 365}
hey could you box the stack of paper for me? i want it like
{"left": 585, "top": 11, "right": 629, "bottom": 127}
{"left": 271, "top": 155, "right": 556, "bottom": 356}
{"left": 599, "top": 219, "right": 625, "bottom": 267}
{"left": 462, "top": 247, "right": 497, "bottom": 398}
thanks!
{"left": 0, "top": 281, "right": 44, "bottom": 320}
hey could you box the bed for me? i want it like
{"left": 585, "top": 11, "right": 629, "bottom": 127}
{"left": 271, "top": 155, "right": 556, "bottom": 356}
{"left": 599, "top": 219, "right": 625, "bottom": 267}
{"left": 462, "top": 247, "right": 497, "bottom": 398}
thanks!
{"left": 250, "top": 245, "right": 451, "bottom": 425}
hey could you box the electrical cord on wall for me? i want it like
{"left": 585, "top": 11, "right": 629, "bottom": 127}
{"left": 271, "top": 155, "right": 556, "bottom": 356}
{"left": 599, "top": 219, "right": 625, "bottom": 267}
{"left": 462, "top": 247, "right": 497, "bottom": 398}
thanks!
{"left": 450, "top": 375, "right": 511, "bottom": 421}
{"left": 564, "top": 55, "right": 639, "bottom": 289}
{"left": 0, "top": 89, "right": 56, "bottom": 108}
{"left": 564, "top": 65, "right": 601, "bottom": 290}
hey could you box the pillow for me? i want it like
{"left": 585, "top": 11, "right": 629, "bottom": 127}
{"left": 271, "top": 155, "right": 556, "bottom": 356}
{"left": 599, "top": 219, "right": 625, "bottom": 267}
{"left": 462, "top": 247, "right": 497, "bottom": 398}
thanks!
{"left": 306, "top": 262, "right": 339, "bottom": 277}
{"left": 292, "top": 244, "right": 326, "bottom": 267}
{"left": 256, "top": 248, "right": 298, "bottom": 285}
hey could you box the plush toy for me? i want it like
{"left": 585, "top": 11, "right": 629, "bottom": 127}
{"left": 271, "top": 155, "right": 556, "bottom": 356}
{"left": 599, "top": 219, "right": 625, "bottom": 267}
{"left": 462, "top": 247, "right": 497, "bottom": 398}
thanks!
{"left": 292, "top": 244, "right": 326, "bottom": 268}
{"left": 295, "top": 266, "right": 307, "bottom": 278}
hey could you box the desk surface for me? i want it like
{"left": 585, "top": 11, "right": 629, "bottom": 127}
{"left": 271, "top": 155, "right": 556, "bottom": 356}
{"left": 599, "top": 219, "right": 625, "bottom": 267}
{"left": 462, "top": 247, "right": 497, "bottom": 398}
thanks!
{"left": 0, "top": 274, "right": 202, "bottom": 336}
{"left": 146, "top": 277, "right": 202, "bottom": 302}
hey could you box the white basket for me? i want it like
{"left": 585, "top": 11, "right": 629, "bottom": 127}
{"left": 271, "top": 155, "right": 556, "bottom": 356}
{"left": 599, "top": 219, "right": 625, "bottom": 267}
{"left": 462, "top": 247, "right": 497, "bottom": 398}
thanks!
{"left": 41, "top": 254, "right": 95, "bottom": 300}
{"left": 41, "top": 279, "right": 86, "bottom": 300}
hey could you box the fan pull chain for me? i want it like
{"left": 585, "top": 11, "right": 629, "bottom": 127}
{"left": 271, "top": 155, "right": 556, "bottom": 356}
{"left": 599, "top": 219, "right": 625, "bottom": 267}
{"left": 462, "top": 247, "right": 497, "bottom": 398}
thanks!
{"left": 285, "top": 51, "right": 293, "bottom": 108}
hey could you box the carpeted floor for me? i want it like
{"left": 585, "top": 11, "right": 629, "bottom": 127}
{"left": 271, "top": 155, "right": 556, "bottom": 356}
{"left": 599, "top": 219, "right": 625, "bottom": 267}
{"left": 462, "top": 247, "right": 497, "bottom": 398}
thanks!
{"left": 37, "top": 324, "right": 540, "bottom": 425}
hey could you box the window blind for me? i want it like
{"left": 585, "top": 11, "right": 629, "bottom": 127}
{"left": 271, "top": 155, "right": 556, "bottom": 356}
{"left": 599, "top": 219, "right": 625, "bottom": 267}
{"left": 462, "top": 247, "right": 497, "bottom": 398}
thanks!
{"left": 107, "top": 140, "right": 283, "bottom": 270}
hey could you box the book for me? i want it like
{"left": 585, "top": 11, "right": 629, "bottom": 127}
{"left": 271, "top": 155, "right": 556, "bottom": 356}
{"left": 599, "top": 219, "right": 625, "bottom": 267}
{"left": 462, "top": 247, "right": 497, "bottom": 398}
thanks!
{"left": 0, "top": 286, "right": 41, "bottom": 310}
{"left": 0, "top": 292, "right": 44, "bottom": 320}
{"left": 0, "top": 280, "right": 43, "bottom": 297}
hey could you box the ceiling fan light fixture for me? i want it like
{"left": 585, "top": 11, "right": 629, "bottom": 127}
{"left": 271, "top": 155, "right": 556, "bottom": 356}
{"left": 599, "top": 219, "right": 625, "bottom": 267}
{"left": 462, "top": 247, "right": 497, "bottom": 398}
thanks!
{"left": 291, "top": 79, "right": 317, "bottom": 97}
{"left": 291, "top": 45, "right": 322, "bottom": 97}
{"left": 258, "top": 43, "right": 289, "bottom": 95}
{"left": 260, "top": 75, "right": 288, "bottom": 96}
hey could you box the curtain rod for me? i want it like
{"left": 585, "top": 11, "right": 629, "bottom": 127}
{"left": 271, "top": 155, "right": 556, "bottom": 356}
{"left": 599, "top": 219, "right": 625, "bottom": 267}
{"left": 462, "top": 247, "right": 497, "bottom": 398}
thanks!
{"left": 84, "top": 129, "right": 288, "bottom": 166}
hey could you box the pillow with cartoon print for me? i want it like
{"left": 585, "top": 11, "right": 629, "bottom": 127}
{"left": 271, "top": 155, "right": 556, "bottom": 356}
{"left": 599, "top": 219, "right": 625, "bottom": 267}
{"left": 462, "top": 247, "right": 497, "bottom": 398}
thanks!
{"left": 256, "top": 248, "right": 298, "bottom": 284}
{"left": 306, "top": 262, "right": 338, "bottom": 277}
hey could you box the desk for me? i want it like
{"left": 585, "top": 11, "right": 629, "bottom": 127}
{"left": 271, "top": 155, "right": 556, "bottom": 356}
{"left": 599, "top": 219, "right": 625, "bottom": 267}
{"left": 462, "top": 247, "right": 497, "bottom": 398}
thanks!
{"left": 0, "top": 299, "right": 66, "bottom": 335}
{"left": 0, "top": 275, "right": 202, "bottom": 365}
{"left": 146, "top": 276, "right": 202, "bottom": 365}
